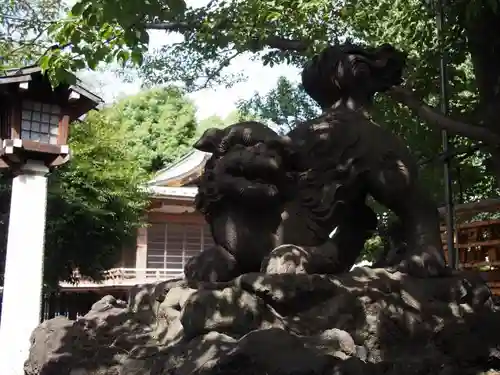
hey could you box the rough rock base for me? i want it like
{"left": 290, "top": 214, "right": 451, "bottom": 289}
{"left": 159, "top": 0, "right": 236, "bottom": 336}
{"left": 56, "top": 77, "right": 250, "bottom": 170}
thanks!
{"left": 25, "top": 268, "right": 500, "bottom": 375}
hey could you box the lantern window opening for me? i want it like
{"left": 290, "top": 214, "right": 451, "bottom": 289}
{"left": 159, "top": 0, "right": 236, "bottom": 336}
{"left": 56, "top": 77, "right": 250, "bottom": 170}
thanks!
{"left": 21, "top": 100, "right": 60, "bottom": 145}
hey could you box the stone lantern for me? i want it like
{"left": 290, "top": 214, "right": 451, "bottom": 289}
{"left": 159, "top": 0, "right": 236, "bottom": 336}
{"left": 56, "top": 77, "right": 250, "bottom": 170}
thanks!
{"left": 0, "top": 66, "right": 102, "bottom": 375}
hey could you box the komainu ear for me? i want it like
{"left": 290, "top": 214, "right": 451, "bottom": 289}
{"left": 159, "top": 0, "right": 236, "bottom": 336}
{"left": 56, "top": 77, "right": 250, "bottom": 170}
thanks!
{"left": 193, "top": 128, "right": 224, "bottom": 154}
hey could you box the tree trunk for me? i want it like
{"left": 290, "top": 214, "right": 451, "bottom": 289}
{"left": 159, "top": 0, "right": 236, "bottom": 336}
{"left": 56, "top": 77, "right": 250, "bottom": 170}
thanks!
{"left": 465, "top": 10, "right": 500, "bottom": 186}
{"left": 466, "top": 11, "right": 500, "bottom": 131}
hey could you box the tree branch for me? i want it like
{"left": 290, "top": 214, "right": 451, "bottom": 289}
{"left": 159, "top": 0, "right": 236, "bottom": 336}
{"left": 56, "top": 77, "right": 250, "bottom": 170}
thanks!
{"left": 258, "top": 36, "right": 310, "bottom": 52}
{"left": 198, "top": 50, "right": 243, "bottom": 90}
{"left": 5, "top": 24, "right": 51, "bottom": 56}
{"left": 143, "top": 21, "right": 194, "bottom": 32}
{"left": 1, "top": 14, "right": 59, "bottom": 25}
{"left": 143, "top": 22, "right": 310, "bottom": 52}
{"left": 417, "top": 142, "right": 484, "bottom": 166}
{"left": 386, "top": 85, "right": 500, "bottom": 145}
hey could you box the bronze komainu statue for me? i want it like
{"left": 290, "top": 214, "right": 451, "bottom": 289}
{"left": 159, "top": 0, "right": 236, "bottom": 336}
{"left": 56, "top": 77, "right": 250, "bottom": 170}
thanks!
{"left": 185, "top": 43, "right": 447, "bottom": 283}
{"left": 185, "top": 119, "right": 373, "bottom": 282}
{"left": 295, "top": 42, "right": 446, "bottom": 277}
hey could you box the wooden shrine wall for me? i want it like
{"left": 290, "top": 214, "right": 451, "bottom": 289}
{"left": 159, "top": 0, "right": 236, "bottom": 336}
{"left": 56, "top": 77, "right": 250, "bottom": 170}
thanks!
{"left": 441, "top": 220, "right": 500, "bottom": 295}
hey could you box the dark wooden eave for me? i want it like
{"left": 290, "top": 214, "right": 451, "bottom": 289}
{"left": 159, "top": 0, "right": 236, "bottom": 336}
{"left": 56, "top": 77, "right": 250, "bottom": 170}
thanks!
{"left": 0, "top": 65, "right": 103, "bottom": 119}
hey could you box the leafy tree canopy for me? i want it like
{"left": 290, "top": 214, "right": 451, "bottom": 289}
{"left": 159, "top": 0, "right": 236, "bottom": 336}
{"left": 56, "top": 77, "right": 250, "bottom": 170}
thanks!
{"left": 43, "top": 112, "right": 149, "bottom": 286}
{"left": 28, "top": 0, "right": 500, "bottom": 198}
{"left": 0, "top": 0, "right": 66, "bottom": 68}
{"left": 26, "top": 1, "right": 490, "bottom": 94}
{"left": 238, "top": 76, "right": 320, "bottom": 134}
{"left": 6, "top": 0, "right": 499, "bottom": 144}
{"left": 100, "top": 86, "right": 198, "bottom": 173}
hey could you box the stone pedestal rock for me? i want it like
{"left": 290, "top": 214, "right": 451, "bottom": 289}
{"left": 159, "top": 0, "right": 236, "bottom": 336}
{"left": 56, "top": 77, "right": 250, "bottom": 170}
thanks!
{"left": 25, "top": 268, "right": 500, "bottom": 375}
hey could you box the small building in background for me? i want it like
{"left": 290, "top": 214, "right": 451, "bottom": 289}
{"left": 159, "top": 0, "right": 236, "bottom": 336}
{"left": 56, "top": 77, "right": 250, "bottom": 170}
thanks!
{"left": 439, "top": 199, "right": 500, "bottom": 296}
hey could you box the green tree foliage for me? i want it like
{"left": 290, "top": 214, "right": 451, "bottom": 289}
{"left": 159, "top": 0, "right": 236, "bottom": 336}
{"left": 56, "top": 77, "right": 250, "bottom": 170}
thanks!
{"left": 38, "top": 0, "right": 500, "bottom": 155}
{"left": 0, "top": 0, "right": 66, "bottom": 68}
{"left": 101, "top": 86, "right": 198, "bottom": 173}
{"left": 238, "top": 76, "right": 320, "bottom": 134}
{"left": 35, "top": 0, "right": 500, "bottom": 205}
{"left": 196, "top": 110, "right": 247, "bottom": 135}
{"left": 0, "top": 112, "right": 149, "bottom": 287}
{"left": 43, "top": 112, "right": 149, "bottom": 286}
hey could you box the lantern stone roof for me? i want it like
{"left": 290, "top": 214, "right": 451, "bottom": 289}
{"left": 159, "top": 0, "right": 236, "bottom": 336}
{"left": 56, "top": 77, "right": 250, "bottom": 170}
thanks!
{"left": 0, "top": 65, "right": 103, "bottom": 119}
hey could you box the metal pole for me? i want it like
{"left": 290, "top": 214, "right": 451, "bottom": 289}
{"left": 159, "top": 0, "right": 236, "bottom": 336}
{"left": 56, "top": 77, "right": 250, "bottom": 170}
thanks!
{"left": 436, "top": 0, "right": 457, "bottom": 269}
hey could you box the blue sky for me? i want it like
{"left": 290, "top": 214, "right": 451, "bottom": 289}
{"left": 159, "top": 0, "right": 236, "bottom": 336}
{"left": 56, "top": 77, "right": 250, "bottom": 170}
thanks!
{"left": 77, "top": 0, "right": 301, "bottom": 120}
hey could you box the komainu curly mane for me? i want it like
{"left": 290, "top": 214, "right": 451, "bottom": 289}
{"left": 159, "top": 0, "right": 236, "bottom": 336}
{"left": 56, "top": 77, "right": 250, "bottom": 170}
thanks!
{"left": 195, "top": 155, "right": 221, "bottom": 218}
{"left": 194, "top": 121, "right": 297, "bottom": 220}
{"left": 286, "top": 109, "right": 377, "bottom": 242}
{"left": 195, "top": 144, "right": 292, "bottom": 220}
